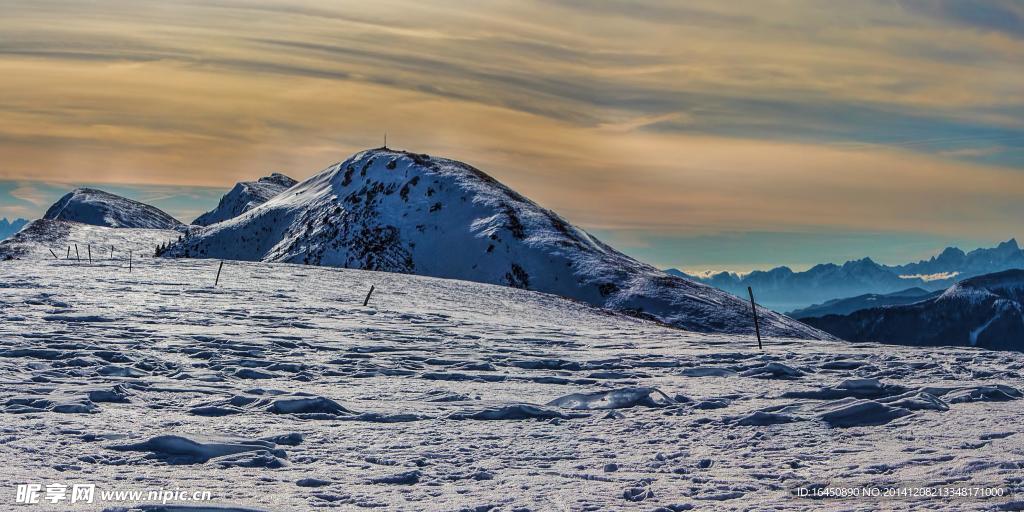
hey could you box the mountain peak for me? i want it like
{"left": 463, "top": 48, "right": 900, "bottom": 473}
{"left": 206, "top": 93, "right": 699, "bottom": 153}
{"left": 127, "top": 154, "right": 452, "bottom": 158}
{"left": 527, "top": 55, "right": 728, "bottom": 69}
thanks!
{"left": 996, "top": 238, "right": 1020, "bottom": 251}
{"left": 193, "top": 172, "right": 298, "bottom": 226}
{"left": 164, "top": 148, "right": 827, "bottom": 338}
{"left": 42, "top": 188, "right": 183, "bottom": 230}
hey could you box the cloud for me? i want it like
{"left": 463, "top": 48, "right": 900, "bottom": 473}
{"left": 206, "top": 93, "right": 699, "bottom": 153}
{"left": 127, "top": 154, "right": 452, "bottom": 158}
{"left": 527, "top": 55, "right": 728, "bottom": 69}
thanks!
{"left": 9, "top": 183, "right": 51, "bottom": 207}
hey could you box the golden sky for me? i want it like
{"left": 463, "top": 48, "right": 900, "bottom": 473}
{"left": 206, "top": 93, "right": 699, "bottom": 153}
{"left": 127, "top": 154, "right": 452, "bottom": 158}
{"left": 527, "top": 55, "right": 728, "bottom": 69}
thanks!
{"left": 1, "top": 0, "right": 1023, "bottom": 269}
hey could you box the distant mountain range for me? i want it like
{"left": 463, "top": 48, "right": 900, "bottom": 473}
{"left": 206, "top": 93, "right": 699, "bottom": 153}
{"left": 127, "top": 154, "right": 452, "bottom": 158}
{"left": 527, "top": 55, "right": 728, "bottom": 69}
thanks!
{"left": 159, "top": 148, "right": 826, "bottom": 338}
{"left": 803, "top": 269, "right": 1024, "bottom": 351}
{"left": 193, "top": 173, "right": 297, "bottom": 226}
{"left": 666, "top": 239, "right": 1024, "bottom": 312}
{"left": 0, "top": 218, "right": 28, "bottom": 241}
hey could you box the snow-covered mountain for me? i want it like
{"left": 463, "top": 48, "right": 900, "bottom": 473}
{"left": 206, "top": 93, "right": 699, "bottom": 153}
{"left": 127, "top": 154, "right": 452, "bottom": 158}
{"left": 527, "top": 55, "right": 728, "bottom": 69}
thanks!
{"left": 162, "top": 148, "right": 824, "bottom": 338}
{"left": 788, "top": 287, "right": 938, "bottom": 319}
{"left": 802, "top": 269, "right": 1024, "bottom": 350}
{"left": 0, "top": 217, "right": 28, "bottom": 241}
{"left": 193, "top": 173, "right": 297, "bottom": 226}
{"left": 43, "top": 188, "right": 183, "bottom": 229}
{"left": 669, "top": 239, "right": 1024, "bottom": 312}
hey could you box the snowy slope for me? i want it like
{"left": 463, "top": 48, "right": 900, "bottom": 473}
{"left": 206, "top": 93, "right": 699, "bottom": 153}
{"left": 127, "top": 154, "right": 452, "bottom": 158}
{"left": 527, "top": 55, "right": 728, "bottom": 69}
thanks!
{"left": 0, "top": 219, "right": 181, "bottom": 261}
{"left": 44, "top": 188, "right": 183, "bottom": 229}
{"left": 193, "top": 173, "right": 298, "bottom": 226}
{"left": 163, "top": 148, "right": 824, "bottom": 338}
{"left": 1, "top": 257, "right": 1022, "bottom": 511}
{"left": 804, "top": 269, "right": 1024, "bottom": 350}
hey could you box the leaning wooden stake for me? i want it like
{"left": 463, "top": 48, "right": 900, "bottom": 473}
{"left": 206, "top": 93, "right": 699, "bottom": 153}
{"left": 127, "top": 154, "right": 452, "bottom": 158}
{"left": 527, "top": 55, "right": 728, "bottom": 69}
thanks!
{"left": 49, "top": 249, "right": 59, "bottom": 259}
{"left": 215, "top": 261, "right": 224, "bottom": 286}
{"left": 748, "top": 286, "right": 763, "bottom": 350}
{"left": 363, "top": 285, "right": 375, "bottom": 306}
{"left": 87, "top": 244, "right": 92, "bottom": 263}
{"left": 66, "top": 246, "right": 70, "bottom": 259}
{"left": 75, "top": 244, "right": 80, "bottom": 262}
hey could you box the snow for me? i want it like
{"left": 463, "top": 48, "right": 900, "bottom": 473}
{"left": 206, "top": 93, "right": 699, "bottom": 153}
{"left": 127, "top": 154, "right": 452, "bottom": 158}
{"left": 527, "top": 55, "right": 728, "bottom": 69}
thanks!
{"left": 43, "top": 188, "right": 183, "bottom": 230}
{"left": 163, "top": 148, "right": 825, "bottom": 338}
{"left": 1, "top": 254, "right": 1024, "bottom": 510}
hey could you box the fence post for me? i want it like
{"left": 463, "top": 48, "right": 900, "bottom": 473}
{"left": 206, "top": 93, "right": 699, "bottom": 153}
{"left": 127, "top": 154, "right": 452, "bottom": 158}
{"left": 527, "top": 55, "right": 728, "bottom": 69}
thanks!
{"left": 75, "top": 244, "right": 80, "bottom": 262}
{"left": 88, "top": 244, "right": 92, "bottom": 263}
{"left": 215, "top": 261, "right": 224, "bottom": 286}
{"left": 49, "top": 249, "right": 58, "bottom": 259}
{"left": 748, "top": 286, "right": 763, "bottom": 350}
{"left": 128, "top": 250, "right": 132, "bottom": 273}
{"left": 363, "top": 285, "right": 375, "bottom": 306}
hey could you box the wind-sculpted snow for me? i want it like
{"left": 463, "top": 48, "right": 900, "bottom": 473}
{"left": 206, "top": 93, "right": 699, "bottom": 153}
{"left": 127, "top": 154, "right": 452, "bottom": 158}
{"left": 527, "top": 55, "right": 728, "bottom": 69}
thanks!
{"left": 193, "top": 173, "right": 298, "bottom": 226}
{"left": 163, "top": 148, "right": 824, "bottom": 338}
{"left": 1, "top": 257, "right": 1024, "bottom": 510}
{"left": 43, "top": 188, "right": 183, "bottom": 229}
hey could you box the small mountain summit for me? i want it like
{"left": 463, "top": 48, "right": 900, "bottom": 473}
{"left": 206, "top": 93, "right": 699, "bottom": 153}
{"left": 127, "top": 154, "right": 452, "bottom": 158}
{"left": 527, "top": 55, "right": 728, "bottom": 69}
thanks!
{"left": 43, "top": 188, "right": 183, "bottom": 230}
{"left": 163, "top": 148, "right": 826, "bottom": 338}
{"left": 193, "top": 173, "right": 298, "bottom": 226}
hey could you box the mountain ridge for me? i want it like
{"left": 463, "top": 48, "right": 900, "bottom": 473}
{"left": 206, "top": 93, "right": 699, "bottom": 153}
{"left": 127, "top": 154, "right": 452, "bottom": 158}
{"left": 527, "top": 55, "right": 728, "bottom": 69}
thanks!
{"left": 667, "top": 239, "right": 1024, "bottom": 311}
{"left": 803, "top": 269, "right": 1024, "bottom": 351}
{"left": 0, "top": 217, "right": 28, "bottom": 241}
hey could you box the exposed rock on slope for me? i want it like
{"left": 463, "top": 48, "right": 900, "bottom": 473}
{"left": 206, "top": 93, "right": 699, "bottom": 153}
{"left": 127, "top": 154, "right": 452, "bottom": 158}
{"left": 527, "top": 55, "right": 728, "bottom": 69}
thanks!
{"left": 43, "top": 188, "right": 183, "bottom": 230}
{"left": 193, "top": 173, "right": 298, "bottom": 226}
{"left": 163, "top": 148, "right": 826, "bottom": 338}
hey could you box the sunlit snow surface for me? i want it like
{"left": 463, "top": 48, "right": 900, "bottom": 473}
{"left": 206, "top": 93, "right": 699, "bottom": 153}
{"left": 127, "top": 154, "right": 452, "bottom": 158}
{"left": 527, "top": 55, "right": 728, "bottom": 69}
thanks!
{"left": 1, "top": 256, "right": 1023, "bottom": 511}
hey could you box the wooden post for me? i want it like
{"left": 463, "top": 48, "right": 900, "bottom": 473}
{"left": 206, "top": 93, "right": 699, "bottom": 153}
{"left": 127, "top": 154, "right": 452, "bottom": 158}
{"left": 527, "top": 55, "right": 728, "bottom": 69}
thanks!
{"left": 87, "top": 244, "right": 92, "bottom": 263}
{"left": 128, "top": 250, "right": 132, "bottom": 273}
{"left": 66, "top": 246, "right": 70, "bottom": 259}
{"left": 110, "top": 245, "right": 114, "bottom": 260}
{"left": 75, "top": 244, "right": 80, "bottom": 262}
{"left": 363, "top": 285, "right": 375, "bottom": 306}
{"left": 215, "top": 261, "right": 224, "bottom": 286}
{"left": 748, "top": 286, "right": 763, "bottom": 350}
{"left": 49, "top": 249, "right": 59, "bottom": 259}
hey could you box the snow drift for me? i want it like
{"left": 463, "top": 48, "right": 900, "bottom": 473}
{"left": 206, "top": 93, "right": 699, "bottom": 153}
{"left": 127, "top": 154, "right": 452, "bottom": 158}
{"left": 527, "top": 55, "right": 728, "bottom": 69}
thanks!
{"left": 162, "top": 148, "right": 825, "bottom": 338}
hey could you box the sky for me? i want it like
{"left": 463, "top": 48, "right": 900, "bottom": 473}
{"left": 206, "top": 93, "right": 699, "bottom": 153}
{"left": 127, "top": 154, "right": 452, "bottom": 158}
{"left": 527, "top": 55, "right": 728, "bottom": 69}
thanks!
{"left": 1, "top": 0, "right": 1022, "bottom": 272}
